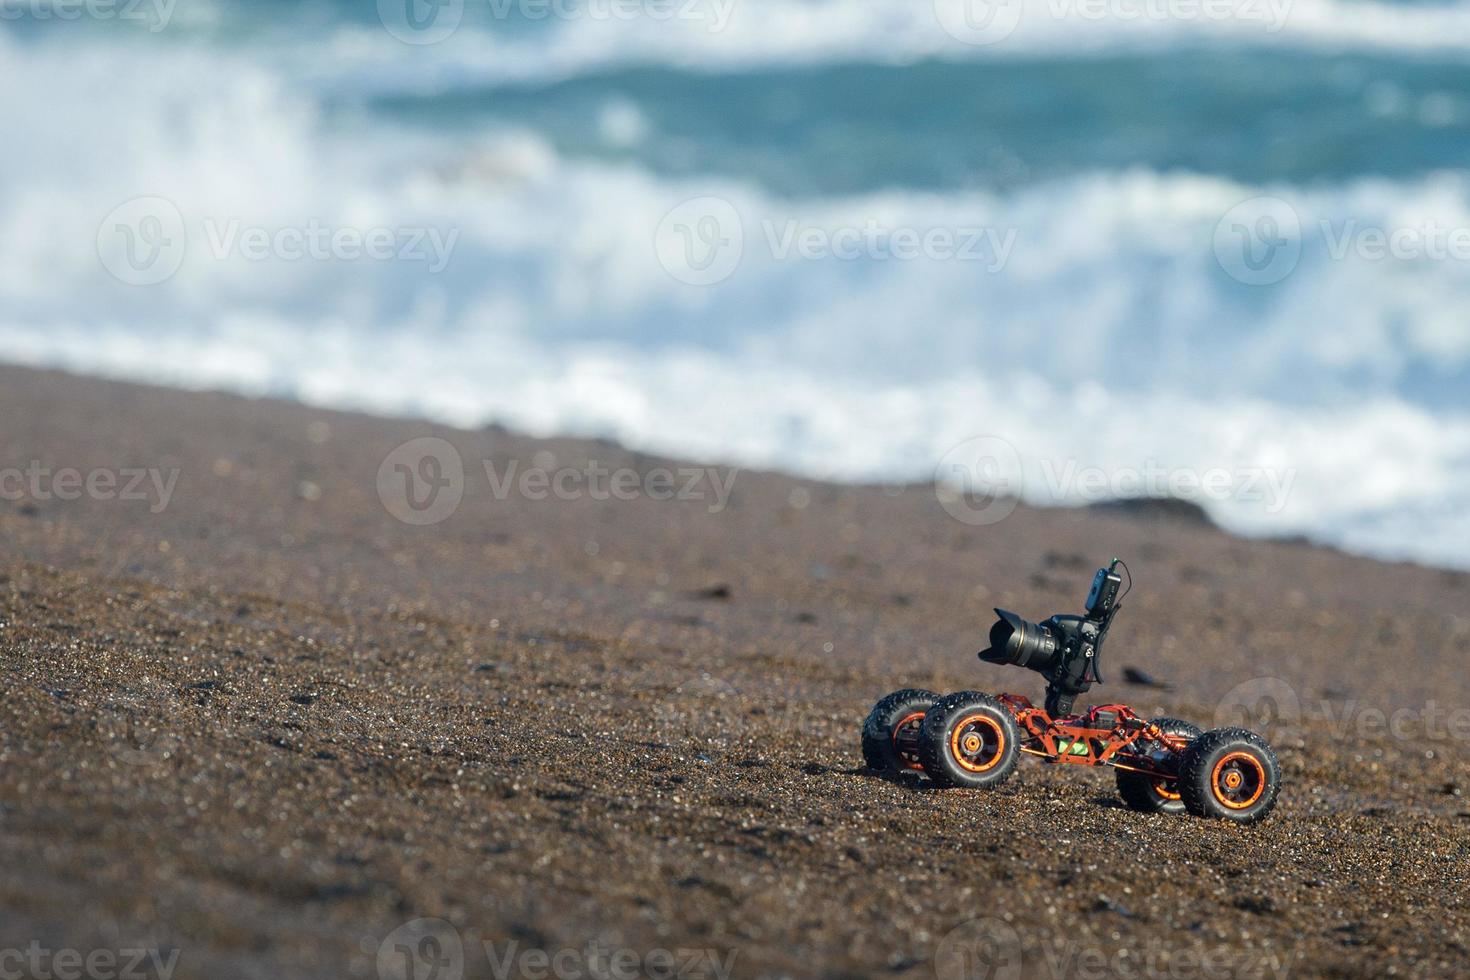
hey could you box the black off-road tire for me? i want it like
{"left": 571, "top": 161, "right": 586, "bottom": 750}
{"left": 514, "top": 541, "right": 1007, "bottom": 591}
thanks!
{"left": 1179, "top": 727, "right": 1282, "bottom": 823}
{"left": 861, "top": 689, "right": 939, "bottom": 773}
{"left": 1116, "top": 717, "right": 1202, "bottom": 815}
{"left": 918, "top": 691, "right": 1021, "bottom": 789}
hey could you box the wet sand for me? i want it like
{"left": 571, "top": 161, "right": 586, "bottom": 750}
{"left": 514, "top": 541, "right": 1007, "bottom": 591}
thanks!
{"left": 0, "top": 365, "right": 1466, "bottom": 979}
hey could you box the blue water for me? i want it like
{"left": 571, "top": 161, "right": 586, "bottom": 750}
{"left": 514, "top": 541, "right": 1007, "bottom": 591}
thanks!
{"left": 376, "top": 53, "right": 1470, "bottom": 196}
{"left": 2, "top": 0, "right": 1469, "bottom": 566}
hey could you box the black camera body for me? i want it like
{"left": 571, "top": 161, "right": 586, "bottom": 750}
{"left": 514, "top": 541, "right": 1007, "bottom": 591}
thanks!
{"left": 979, "top": 560, "right": 1126, "bottom": 717}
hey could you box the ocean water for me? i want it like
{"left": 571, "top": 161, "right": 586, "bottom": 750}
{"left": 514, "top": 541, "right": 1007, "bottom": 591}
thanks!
{"left": 2, "top": 0, "right": 1469, "bottom": 566}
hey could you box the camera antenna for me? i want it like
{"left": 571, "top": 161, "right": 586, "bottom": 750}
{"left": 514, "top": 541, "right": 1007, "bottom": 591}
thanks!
{"left": 1113, "top": 557, "right": 1132, "bottom": 605}
{"left": 1090, "top": 558, "right": 1133, "bottom": 686}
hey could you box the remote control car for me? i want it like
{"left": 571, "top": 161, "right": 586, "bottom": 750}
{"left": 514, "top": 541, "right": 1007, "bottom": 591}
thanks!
{"left": 861, "top": 559, "right": 1281, "bottom": 823}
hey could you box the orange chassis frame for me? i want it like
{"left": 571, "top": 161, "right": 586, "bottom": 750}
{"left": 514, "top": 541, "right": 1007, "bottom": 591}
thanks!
{"left": 997, "top": 693, "right": 1189, "bottom": 778}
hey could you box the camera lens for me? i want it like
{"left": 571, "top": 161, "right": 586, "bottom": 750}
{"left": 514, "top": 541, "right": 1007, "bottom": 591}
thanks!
{"left": 979, "top": 609, "right": 1061, "bottom": 673}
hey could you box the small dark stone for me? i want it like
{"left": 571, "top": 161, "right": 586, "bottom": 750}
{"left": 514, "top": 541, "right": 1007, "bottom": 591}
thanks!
{"left": 1234, "top": 896, "right": 1277, "bottom": 915}
{"left": 1122, "top": 666, "right": 1170, "bottom": 689}
{"left": 1090, "top": 497, "right": 1214, "bottom": 526}
{"left": 692, "top": 584, "right": 732, "bottom": 601}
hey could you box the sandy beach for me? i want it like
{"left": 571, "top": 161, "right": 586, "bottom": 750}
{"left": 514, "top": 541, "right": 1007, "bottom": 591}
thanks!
{"left": 1, "top": 364, "right": 1467, "bottom": 979}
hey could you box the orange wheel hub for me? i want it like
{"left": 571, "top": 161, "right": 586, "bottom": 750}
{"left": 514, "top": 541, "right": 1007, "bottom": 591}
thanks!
{"left": 1211, "top": 751, "right": 1267, "bottom": 809}
{"left": 950, "top": 714, "right": 1006, "bottom": 773}
{"left": 1152, "top": 779, "right": 1182, "bottom": 802}
{"left": 892, "top": 711, "right": 927, "bottom": 771}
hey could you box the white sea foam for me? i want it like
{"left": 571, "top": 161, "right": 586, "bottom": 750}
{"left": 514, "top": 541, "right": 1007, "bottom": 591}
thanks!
{"left": 5, "top": 317, "right": 1469, "bottom": 568}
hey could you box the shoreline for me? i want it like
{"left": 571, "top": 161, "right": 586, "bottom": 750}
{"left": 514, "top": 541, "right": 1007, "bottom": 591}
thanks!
{"left": 1, "top": 359, "right": 1455, "bottom": 576}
